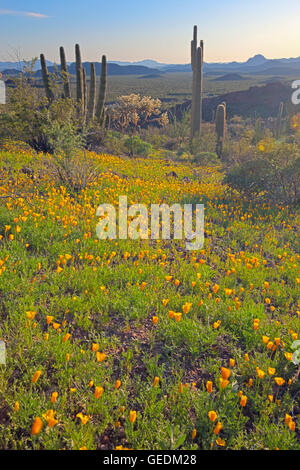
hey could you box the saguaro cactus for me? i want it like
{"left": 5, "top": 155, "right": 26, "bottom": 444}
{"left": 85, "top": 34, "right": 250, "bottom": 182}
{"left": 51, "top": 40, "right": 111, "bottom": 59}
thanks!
{"left": 75, "top": 44, "right": 84, "bottom": 115}
{"left": 275, "top": 101, "right": 284, "bottom": 138}
{"left": 191, "top": 25, "right": 197, "bottom": 130}
{"left": 199, "top": 39, "right": 204, "bottom": 128}
{"left": 59, "top": 46, "right": 71, "bottom": 99}
{"left": 88, "top": 62, "right": 96, "bottom": 121}
{"left": 190, "top": 26, "right": 204, "bottom": 139}
{"left": 215, "top": 103, "right": 226, "bottom": 159}
{"left": 82, "top": 67, "right": 88, "bottom": 119}
{"left": 95, "top": 55, "right": 107, "bottom": 123}
{"left": 40, "top": 44, "right": 107, "bottom": 126}
{"left": 40, "top": 54, "right": 54, "bottom": 102}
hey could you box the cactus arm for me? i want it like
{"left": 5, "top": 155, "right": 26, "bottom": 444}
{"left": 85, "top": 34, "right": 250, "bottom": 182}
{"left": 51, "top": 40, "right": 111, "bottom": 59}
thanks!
{"left": 40, "top": 53, "right": 54, "bottom": 102}
{"left": 194, "top": 46, "right": 202, "bottom": 134}
{"left": 75, "top": 44, "right": 84, "bottom": 115}
{"left": 88, "top": 62, "right": 96, "bottom": 121}
{"left": 82, "top": 67, "right": 88, "bottom": 122}
{"left": 190, "top": 26, "right": 204, "bottom": 139}
{"left": 59, "top": 46, "right": 71, "bottom": 99}
{"left": 95, "top": 55, "right": 107, "bottom": 122}
{"left": 215, "top": 103, "right": 226, "bottom": 159}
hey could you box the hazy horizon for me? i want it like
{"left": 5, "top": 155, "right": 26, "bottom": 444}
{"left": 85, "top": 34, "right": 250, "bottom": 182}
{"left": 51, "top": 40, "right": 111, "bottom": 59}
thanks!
{"left": 1, "top": 0, "right": 300, "bottom": 64}
{"left": 2, "top": 53, "right": 300, "bottom": 66}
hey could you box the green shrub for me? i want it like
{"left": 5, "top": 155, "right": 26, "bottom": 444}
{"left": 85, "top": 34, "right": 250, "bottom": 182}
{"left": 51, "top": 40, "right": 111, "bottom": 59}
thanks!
{"left": 103, "top": 130, "right": 126, "bottom": 155}
{"left": 124, "top": 135, "right": 153, "bottom": 157}
{"left": 225, "top": 155, "right": 300, "bottom": 204}
{"left": 1, "top": 72, "right": 80, "bottom": 153}
{"left": 191, "top": 152, "right": 220, "bottom": 166}
{"left": 224, "top": 158, "right": 271, "bottom": 196}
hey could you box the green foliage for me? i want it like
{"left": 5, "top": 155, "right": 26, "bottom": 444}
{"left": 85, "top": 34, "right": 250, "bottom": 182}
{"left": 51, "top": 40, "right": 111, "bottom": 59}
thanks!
{"left": 0, "top": 145, "right": 299, "bottom": 450}
{"left": 42, "top": 119, "right": 84, "bottom": 157}
{"left": 224, "top": 142, "right": 300, "bottom": 204}
{"left": 102, "top": 130, "right": 126, "bottom": 155}
{"left": 0, "top": 69, "right": 80, "bottom": 153}
{"left": 191, "top": 152, "right": 219, "bottom": 166}
{"left": 124, "top": 135, "right": 153, "bottom": 157}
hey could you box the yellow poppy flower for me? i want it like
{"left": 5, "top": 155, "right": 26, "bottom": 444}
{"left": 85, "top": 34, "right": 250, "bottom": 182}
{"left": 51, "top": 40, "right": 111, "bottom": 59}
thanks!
{"left": 32, "top": 370, "right": 42, "bottom": 384}
{"left": 208, "top": 411, "right": 218, "bottom": 422}
{"left": 31, "top": 417, "right": 43, "bottom": 435}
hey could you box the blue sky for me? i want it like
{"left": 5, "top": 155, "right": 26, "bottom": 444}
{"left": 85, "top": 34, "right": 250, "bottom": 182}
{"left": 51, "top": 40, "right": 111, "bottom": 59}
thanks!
{"left": 1, "top": 0, "right": 300, "bottom": 64}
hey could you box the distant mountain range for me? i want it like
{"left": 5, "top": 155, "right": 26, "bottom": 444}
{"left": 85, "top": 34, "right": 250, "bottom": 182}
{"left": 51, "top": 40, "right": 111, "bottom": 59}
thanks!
{"left": 1, "top": 54, "right": 300, "bottom": 76}
{"left": 49, "top": 62, "right": 162, "bottom": 76}
{"left": 0, "top": 59, "right": 53, "bottom": 72}
{"left": 108, "top": 54, "right": 300, "bottom": 75}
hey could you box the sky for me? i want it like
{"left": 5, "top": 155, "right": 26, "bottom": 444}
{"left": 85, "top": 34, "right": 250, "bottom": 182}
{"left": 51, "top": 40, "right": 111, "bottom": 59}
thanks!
{"left": 0, "top": 0, "right": 300, "bottom": 64}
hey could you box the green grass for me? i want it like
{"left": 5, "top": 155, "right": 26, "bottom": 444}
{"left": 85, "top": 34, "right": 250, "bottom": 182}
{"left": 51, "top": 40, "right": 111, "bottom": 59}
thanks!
{"left": 0, "top": 142, "right": 299, "bottom": 450}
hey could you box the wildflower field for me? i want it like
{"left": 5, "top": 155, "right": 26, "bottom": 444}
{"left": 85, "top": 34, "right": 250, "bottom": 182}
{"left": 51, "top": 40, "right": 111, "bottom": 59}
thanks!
{"left": 0, "top": 142, "right": 299, "bottom": 450}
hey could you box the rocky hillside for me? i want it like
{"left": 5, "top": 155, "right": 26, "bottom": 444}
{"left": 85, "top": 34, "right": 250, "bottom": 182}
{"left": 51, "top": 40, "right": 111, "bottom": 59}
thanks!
{"left": 170, "top": 82, "right": 299, "bottom": 120}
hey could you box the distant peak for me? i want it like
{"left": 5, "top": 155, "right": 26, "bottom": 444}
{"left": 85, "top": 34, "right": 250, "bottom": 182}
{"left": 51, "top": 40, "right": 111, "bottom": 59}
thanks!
{"left": 246, "top": 54, "right": 268, "bottom": 65}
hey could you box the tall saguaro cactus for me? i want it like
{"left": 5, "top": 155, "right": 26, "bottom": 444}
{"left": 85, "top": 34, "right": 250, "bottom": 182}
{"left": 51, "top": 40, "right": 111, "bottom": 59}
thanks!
{"left": 199, "top": 39, "right": 204, "bottom": 128}
{"left": 190, "top": 25, "right": 204, "bottom": 139}
{"left": 75, "top": 44, "right": 84, "bottom": 115}
{"left": 59, "top": 46, "right": 71, "bottom": 99}
{"left": 95, "top": 55, "right": 107, "bottom": 124}
{"left": 215, "top": 102, "right": 226, "bottom": 159}
{"left": 40, "top": 54, "right": 54, "bottom": 102}
{"left": 190, "top": 25, "right": 197, "bottom": 131}
{"left": 88, "top": 62, "right": 96, "bottom": 121}
{"left": 82, "top": 67, "right": 88, "bottom": 119}
{"left": 40, "top": 44, "right": 107, "bottom": 125}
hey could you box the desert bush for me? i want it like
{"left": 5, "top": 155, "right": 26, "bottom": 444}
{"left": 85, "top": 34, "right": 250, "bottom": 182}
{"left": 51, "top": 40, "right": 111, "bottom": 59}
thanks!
{"left": 0, "top": 72, "right": 48, "bottom": 151}
{"left": 290, "top": 113, "right": 300, "bottom": 135}
{"left": 225, "top": 140, "right": 300, "bottom": 204}
{"left": 163, "top": 110, "right": 190, "bottom": 141}
{"left": 84, "top": 122, "right": 107, "bottom": 151}
{"left": 140, "top": 127, "right": 169, "bottom": 148}
{"left": 166, "top": 122, "right": 217, "bottom": 157}
{"left": 0, "top": 70, "right": 80, "bottom": 153}
{"left": 124, "top": 135, "right": 153, "bottom": 157}
{"left": 220, "top": 120, "right": 275, "bottom": 164}
{"left": 103, "top": 130, "right": 127, "bottom": 155}
{"left": 42, "top": 120, "right": 101, "bottom": 192}
{"left": 108, "top": 93, "right": 168, "bottom": 132}
{"left": 222, "top": 133, "right": 255, "bottom": 164}
{"left": 191, "top": 152, "right": 220, "bottom": 166}
{"left": 48, "top": 150, "right": 100, "bottom": 193}
{"left": 189, "top": 124, "right": 217, "bottom": 155}
{"left": 0, "top": 64, "right": 101, "bottom": 191}
{"left": 43, "top": 118, "right": 84, "bottom": 156}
